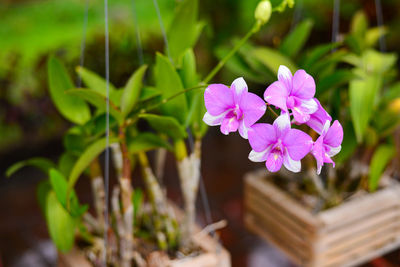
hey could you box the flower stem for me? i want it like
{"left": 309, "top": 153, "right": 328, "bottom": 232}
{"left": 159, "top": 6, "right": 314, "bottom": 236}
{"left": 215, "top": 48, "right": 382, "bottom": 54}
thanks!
{"left": 202, "top": 22, "right": 261, "bottom": 84}
{"left": 268, "top": 105, "right": 279, "bottom": 117}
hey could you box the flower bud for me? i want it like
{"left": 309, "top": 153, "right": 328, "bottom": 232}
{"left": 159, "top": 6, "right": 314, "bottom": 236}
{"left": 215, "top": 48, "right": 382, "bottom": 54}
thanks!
{"left": 255, "top": 0, "right": 272, "bottom": 26}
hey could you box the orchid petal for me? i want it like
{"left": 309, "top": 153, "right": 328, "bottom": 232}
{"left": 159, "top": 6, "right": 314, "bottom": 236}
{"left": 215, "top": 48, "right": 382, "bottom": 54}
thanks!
{"left": 277, "top": 65, "right": 293, "bottom": 90}
{"left": 327, "top": 145, "right": 341, "bottom": 157}
{"left": 266, "top": 151, "right": 283, "bottom": 172}
{"left": 283, "top": 149, "right": 301, "bottom": 172}
{"left": 231, "top": 77, "right": 248, "bottom": 103}
{"left": 283, "top": 129, "right": 312, "bottom": 160}
{"left": 264, "top": 81, "right": 289, "bottom": 111}
{"left": 291, "top": 69, "right": 316, "bottom": 99}
{"left": 238, "top": 120, "right": 249, "bottom": 139}
{"left": 324, "top": 120, "right": 343, "bottom": 148}
{"left": 203, "top": 111, "right": 228, "bottom": 126}
{"left": 220, "top": 116, "right": 239, "bottom": 135}
{"left": 306, "top": 98, "right": 332, "bottom": 134}
{"left": 311, "top": 137, "right": 324, "bottom": 174}
{"left": 273, "top": 113, "right": 291, "bottom": 137}
{"left": 249, "top": 147, "right": 271, "bottom": 162}
{"left": 204, "top": 84, "right": 234, "bottom": 116}
{"left": 240, "top": 92, "right": 266, "bottom": 127}
{"left": 248, "top": 123, "right": 276, "bottom": 152}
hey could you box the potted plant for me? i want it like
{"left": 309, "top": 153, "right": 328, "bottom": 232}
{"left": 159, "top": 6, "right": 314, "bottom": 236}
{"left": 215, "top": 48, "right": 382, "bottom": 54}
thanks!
{"left": 204, "top": 10, "right": 400, "bottom": 267}
{"left": 6, "top": 0, "right": 294, "bottom": 265}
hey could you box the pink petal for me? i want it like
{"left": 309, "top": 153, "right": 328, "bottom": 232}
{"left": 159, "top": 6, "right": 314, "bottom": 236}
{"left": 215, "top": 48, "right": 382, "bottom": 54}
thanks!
{"left": 291, "top": 69, "right": 316, "bottom": 99}
{"left": 204, "top": 84, "right": 234, "bottom": 116}
{"left": 220, "top": 116, "right": 239, "bottom": 135}
{"left": 273, "top": 113, "right": 291, "bottom": 137}
{"left": 327, "top": 145, "right": 341, "bottom": 157}
{"left": 306, "top": 98, "right": 332, "bottom": 134}
{"left": 311, "top": 137, "right": 324, "bottom": 174}
{"left": 324, "top": 120, "right": 343, "bottom": 148}
{"left": 240, "top": 92, "right": 266, "bottom": 127}
{"left": 292, "top": 107, "right": 310, "bottom": 124}
{"left": 231, "top": 77, "right": 248, "bottom": 103}
{"left": 283, "top": 148, "right": 301, "bottom": 172}
{"left": 266, "top": 151, "right": 283, "bottom": 172}
{"left": 291, "top": 98, "right": 317, "bottom": 124}
{"left": 248, "top": 123, "right": 276, "bottom": 152}
{"left": 264, "top": 81, "right": 289, "bottom": 111}
{"left": 277, "top": 65, "right": 293, "bottom": 90}
{"left": 283, "top": 129, "right": 312, "bottom": 161}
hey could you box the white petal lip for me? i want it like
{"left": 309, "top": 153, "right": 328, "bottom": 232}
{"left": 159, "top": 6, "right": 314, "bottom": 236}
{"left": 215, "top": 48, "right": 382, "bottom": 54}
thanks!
{"left": 322, "top": 120, "right": 331, "bottom": 135}
{"left": 203, "top": 111, "right": 228, "bottom": 126}
{"left": 300, "top": 98, "right": 318, "bottom": 114}
{"left": 283, "top": 150, "right": 301, "bottom": 173}
{"left": 249, "top": 148, "right": 269, "bottom": 162}
{"left": 238, "top": 120, "right": 249, "bottom": 139}
{"left": 273, "top": 112, "right": 290, "bottom": 135}
{"left": 327, "top": 145, "right": 341, "bottom": 157}
{"left": 231, "top": 77, "right": 248, "bottom": 96}
{"left": 278, "top": 65, "right": 292, "bottom": 82}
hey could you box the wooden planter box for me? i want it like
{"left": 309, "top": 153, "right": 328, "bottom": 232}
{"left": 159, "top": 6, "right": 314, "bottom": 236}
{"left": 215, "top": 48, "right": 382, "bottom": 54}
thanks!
{"left": 244, "top": 169, "right": 400, "bottom": 267}
{"left": 59, "top": 206, "right": 231, "bottom": 267}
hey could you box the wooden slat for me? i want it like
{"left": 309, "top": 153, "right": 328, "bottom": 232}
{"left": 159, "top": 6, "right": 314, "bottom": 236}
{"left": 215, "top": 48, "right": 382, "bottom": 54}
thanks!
{"left": 318, "top": 205, "right": 400, "bottom": 249}
{"left": 246, "top": 191, "right": 313, "bottom": 253}
{"left": 245, "top": 172, "right": 321, "bottom": 229}
{"left": 246, "top": 180, "right": 316, "bottom": 238}
{"left": 245, "top": 213, "right": 307, "bottom": 266}
{"left": 318, "top": 184, "right": 400, "bottom": 231}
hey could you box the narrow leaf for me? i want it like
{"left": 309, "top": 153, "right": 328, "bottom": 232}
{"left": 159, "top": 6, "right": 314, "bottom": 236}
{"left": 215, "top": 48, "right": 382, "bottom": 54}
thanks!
{"left": 280, "top": 19, "right": 313, "bottom": 58}
{"left": 76, "top": 66, "right": 116, "bottom": 97}
{"left": 128, "top": 133, "right": 172, "bottom": 154}
{"left": 368, "top": 145, "right": 395, "bottom": 192}
{"left": 6, "top": 158, "right": 56, "bottom": 177}
{"left": 252, "top": 47, "right": 297, "bottom": 75}
{"left": 121, "top": 65, "right": 148, "bottom": 117}
{"left": 139, "top": 114, "right": 187, "bottom": 140}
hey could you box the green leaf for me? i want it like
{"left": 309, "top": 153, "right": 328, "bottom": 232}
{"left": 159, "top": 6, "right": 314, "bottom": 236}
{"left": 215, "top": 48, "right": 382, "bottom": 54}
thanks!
{"left": 128, "top": 133, "right": 172, "bottom": 154}
{"left": 37, "top": 180, "right": 51, "bottom": 215}
{"left": 301, "top": 43, "right": 340, "bottom": 70}
{"left": 121, "top": 65, "right": 148, "bottom": 117}
{"left": 6, "top": 157, "right": 56, "bottom": 177}
{"left": 68, "top": 137, "right": 119, "bottom": 190}
{"left": 368, "top": 145, "right": 395, "bottom": 192}
{"left": 66, "top": 89, "right": 123, "bottom": 123}
{"left": 351, "top": 11, "right": 368, "bottom": 39}
{"left": 365, "top": 27, "right": 387, "bottom": 48}
{"left": 154, "top": 53, "right": 188, "bottom": 124}
{"left": 63, "top": 127, "right": 87, "bottom": 156}
{"left": 335, "top": 123, "right": 357, "bottom": 165}
{"left": 47, "top": 57, "right": 90, "bottom": 125}
{"left": 139, "top": 87, "right": 161, "bottom": 102}
{"left": 316, "top": 70, "right": 354, "bottom": 96}
{"left": 132, "top": 189, "right": 143, "bottom": 222}
{"left": 139, "top": 114, "right": 187, "bottom": 140}
{"left": 58, "top": 153, "right": 77, "bottom": 177}
{"left": 279, "top": 19, "right": 313, "bottom": 58}
{"left": 45, "top": 191, "right": 75, "bottom": 252}
{"left": 361, "top": 50, "right": 397, "bottom": 75}
{"left": 180, "top": 49, "right": 198, "bottom": 89}
{"left": 76, "top": 66, "right": 116, "bottom": 97}
{"left": 167, "top": 0, "right": 201, "bottom": 61}
{"left": 49, "top": 169, "right": 69, "bottom": 207}
{"left": 251, "top": 47, "right": 297, "bottom": 75}
{"left": 349, "top": 74, "right": 382, "bottom": 142}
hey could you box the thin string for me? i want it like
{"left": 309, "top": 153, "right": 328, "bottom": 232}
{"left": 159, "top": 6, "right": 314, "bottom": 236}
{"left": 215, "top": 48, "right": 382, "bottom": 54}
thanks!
{"left": 76, "top": 0, "right": 89, "bottom": 87}
{"left": 290, "top": 0, "right": 303, "bottom": 31}
{"left": 152, "top": 0, "right": 172, "bottom": 62}
{"left": 131, "top": 0, "right": 144, "bottom": 65}
{"left": 152, "top": 0, "right": 216, "bottom": 242}
{"left": 103, "top": 0, "right": 110, "bottom": 264}
{"left": 374, "top": 0, "right": 386, "bottom": 52}
{"left": 331, "top": 0, "right": 340, "bottom": 51}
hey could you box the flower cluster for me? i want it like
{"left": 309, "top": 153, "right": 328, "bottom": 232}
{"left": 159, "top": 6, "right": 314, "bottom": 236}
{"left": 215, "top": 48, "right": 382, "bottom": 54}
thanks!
{"left": 203, "top": 65, "right": 343, "bottom": 174}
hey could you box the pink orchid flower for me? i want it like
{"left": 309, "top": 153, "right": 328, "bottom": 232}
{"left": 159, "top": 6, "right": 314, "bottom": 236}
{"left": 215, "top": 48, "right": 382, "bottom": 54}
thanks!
{"left": 306, "top": 98, "right": 332, "bottom": 134}
{"left": 203, "top": 77, "right": 266, "bottom": 139}
{"left": 248, "top": 113, "right": 313, "bottom": 173}
{"left": 311, "top": 120, "right": 343, "bottom": 174}
{"left": 264, "top": 65, "right": 318, "bottom": 124}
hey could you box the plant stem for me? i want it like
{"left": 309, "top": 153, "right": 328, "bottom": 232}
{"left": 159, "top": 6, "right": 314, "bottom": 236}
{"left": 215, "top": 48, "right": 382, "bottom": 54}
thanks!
{"left": 89, "top": 159, "right": 106, "bottom": 233}
{"left": 202, "top": 22, "right": 260, "bottom": 84}
{"left": 267, "top": 105, "right": 279, "bottom": 117}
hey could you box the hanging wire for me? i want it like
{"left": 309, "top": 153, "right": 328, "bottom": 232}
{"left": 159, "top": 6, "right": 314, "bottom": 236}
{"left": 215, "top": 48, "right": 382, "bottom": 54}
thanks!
{"left": 331, "top": 0, "right": 340, "bottom": 51}
{"left": 152, "top": 0, "right": 172, "bottom": 62}
{"left": 103, "top": 0, "right": 111, "bottom": 264}
{"left": 290, "top": 0, "right": 303, "bottom": 31}
{"left": 76, "top": 0, "right": 90, "bottom": 88}
{"left": 374, "top": 0, "right": 386, "bottom": 52}
{"left": 131, "top": 0, "right": 144, "bottom": 65}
